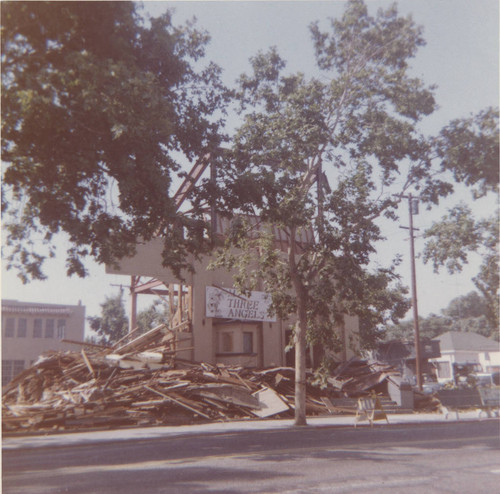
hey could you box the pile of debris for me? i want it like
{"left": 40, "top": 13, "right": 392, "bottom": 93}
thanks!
{"left": 2, "top": 324, "right": 400, "bottom": 433}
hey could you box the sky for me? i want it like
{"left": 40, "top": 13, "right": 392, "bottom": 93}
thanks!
{"left": 1, "top": 0, "right": 499, "bottom": 334}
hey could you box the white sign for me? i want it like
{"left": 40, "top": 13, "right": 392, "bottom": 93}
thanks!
{"left": 206, "top": 286, "right": 276, "bottom": 322}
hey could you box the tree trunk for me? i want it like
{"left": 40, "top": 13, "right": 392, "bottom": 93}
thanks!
{"left": 289, "top": 226, "right": 308, "bottom": 426}
{"left": 294, "top": 303, "right": 308, "bottom": 425}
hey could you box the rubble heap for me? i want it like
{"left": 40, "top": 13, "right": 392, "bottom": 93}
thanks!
{"left": 2, "top": 324, "right": 400, "bottom": 433}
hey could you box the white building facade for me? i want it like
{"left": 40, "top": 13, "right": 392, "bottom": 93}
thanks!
{"left": 430, "top": 331, "right": 500, "bottom": 384}
{"left": 2, "top": 299, "right": 85, "bottom": 386}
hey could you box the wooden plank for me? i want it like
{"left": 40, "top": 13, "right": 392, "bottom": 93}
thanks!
{"left": 112, "top": 326, "right": 143, "bottom": 349}
{"left": 191, "top": 384, "right": 260, "bottom": 409}
{"left": 62, "top": 339, "right": 111, "bottom": 350}
{"left": 114, "top": 324, "right": 166, "bottom": 354}
{"left": 102, "top": 368, "right": 118, "bottom": 390}
{"left": 252, "top": 387, "right": 290, "bottom": 418}
{"left": 80, "top": 349, "right": 96, "bottom": 378}
{"left": 321, "top": 397, "right": 337, "bottom": 414}
{"left": 233, "top": 371, "right": 253, "bottom": 391}
{"left": 144, "top": 385, "right": 211, "bottom": 419}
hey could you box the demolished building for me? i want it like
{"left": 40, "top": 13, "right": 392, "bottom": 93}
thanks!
{"left": 106, "top": 156, "right": 360, "bottom": 369}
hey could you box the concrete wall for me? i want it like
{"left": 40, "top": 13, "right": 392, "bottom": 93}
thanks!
{"left": 2, "top": 300, "right": 85, "bottom": 385}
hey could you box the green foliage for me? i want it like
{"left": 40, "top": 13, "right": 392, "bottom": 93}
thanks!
{"left": 423, "top": 207, "right": 499, "bottom": 333}
{"left": 422, "top": 204, "right": 483, "bottom": 274}
{"left": 211, "top": 0, "right": 444, "bottom": 362}
{"left": 422, "top": 104, "right": 499, "bottom": 335}
{"left": 384, "top": 314, "right": 452, "bottom": 341}
{"left": 384, "top": 291, "right": 498, "bottom": 341}
{"left": 435, "top": 108, "right": 499, "bottom": 199}
{"left": 1, "top": 1, "right": 229, "bottom": 282}
{"left": 443, "top": 291, "right": 489, "bottom": 320}
{"left": 136, "top": 300, "right": 170, "bottom": 333}
{"left": 88, "top": 292, "right": 128, "bottom": 345}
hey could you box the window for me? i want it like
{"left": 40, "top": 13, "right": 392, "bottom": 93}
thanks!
{"left": 220, "top": 332, "right": 234, "bottom": 353}
{"left": 13, "top": 360, "right": 25, "bottom": 376}
{"left": 2, "top": 360, "right": 24, "bottom": 386}
{"left": 17, "top": 318, "right": 27, "bottom": 338}
{"left": 243, "top": 332, "right": 254, "bottom": 354}
{"left": 5, "top": 318, "right": 15, "bottom": 337}
{"left": 2, "top": 360, "right": 12, "bottom": 386}
{"left": 436, "top": 361, "right": 451, "bottom": 379}
{"left": 485, "top": 352, "right": 490, "bottom": 361}
{"left": 57, "top": 319, "right": 66, "bottom": 339}
{"left": 45, "top": 319, "right": 55, "bottom": 338}
{"left": 33, "top": 319, "right": 43, "bottom": 338}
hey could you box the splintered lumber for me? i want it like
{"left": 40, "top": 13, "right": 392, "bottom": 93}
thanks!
{"left": 61, "top": 339, "right": 112, "bottom": 350}
{"left": 2, "top": 345, "right": 401, "bottom": 434}
{"left": 112, "top": 326, "right": 143, "bottom": 348}
{"left": 113, "top": 324, "right": 167, "bottom": 354}
{"left": 252, "top": 387, "right": 290, "bottom": 418}
{"left": 81, "top": 350, "right": 96, "bottom": 378}
{"left": 233, "top": 371, "right": 253, "bottom": 391}
{"left": 190, "top": 383, "right": 261, "bottom": 409}
{"left": 144, "top": 386, "right": 211, "bottom": 419}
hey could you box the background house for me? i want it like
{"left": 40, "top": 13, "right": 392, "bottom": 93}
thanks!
{"left": 2, "top": 299, "right": 85, "bottom": 386}
{"left": 372, "top": 338, "right": 441, "bottom": 383}
{"left": 429, "top": 331, "right": 500, "bottom": 384}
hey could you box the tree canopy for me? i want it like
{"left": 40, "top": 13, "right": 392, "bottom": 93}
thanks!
{"left": 208, "top": 0, "right": 460, "bottom": 424}
{"left": 383, "top": 291, "right": 497, "bottom": 341}
{"left": 88, "top": 295, "right": 170, "bottom": 345}
{"left": 1, "top": 1, "right": 229, "bottom": 282}
{"left": 434, "top": 108, "right": 499, "bottom": 199}
{"left": 423, "top": 206, "right": 499, "bottom": 334}
{"left": 136, "top": 299, "right": 170, "bottom": 333}
{"left": 88, "top": 292, "right": 128, "bottom": 345}
{"left": 421, "top": 106, "right": 498, "bottom": 334}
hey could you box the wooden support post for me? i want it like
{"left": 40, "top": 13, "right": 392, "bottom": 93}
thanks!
{"left": 130, "top": 276, "right": 138, "bottom": 334}
{"left": 179, "top": 283, "right": 184, "bottom": 321}
{"left": 169, "top": 283, "right": 175, "bottom": 327}
{"left": 187, "top": 286, "right": 193, "bottom": 322}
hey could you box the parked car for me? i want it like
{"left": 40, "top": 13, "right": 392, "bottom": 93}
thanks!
{"left": 422, "top": 381, "right": 442, "bottom": 394}
{"left": 492, "top": 372, "right": 500, "bottom": 385}
{"left": 473, "top": 373, "right": 500, "bottom": 387}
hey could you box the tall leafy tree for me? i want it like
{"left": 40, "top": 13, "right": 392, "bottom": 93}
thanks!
{"left": 383, "top": 291, "right": 495, "bottom": 341}
{"left": 1, "top": 1, "right": 229, "bottom": 282}
{"left": 422, "top": 107, "right": 499, "bottom": 335}
{"left": 209, "top": 0, "right": 448, "bottom": 425}
{"left": 383, "top": 314, "right": 452, "bottom": 341}
{"left": 88, "top": 292, "right": 128, "bottom": 345}
{"left": 423, "top": 206, "right": 499, "bottom": 335}
{"left": 444, "top": 291, "right": 491, "bottom": 320}
{"left": 136, "top": 299, "right": 170, "bottom": 333}
{"left": 434, "top": 108, "right": 499, "bottom": 199}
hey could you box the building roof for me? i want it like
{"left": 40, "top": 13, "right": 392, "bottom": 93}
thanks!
{"left": 433, "top": 331, "right": 499, "bottom": 352}
{"left": 375, "top": 338, "right": 441, "bottom": 363}
{"left": 1, "top": 299, "right": 81, "bottom": 316}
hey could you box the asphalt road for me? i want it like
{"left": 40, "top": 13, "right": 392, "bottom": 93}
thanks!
{"left": 3, "top": 420, "right": 500, "bottom": 494}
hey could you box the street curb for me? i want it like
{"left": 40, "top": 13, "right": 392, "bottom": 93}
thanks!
{"left": 3, "top": 413, "right": 497, "bottom": 451}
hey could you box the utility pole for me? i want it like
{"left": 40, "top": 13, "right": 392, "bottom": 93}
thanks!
{"left": 399, "top": 193, "right": 423, "bottom": 391}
